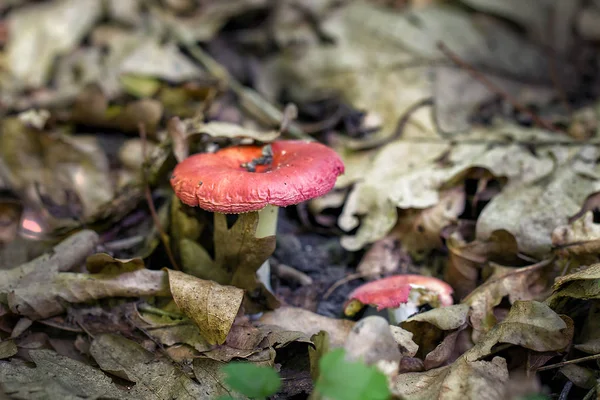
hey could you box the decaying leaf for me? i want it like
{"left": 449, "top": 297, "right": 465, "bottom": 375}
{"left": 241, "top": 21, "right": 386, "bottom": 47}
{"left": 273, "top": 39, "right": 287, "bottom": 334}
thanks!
{"left": 0, "top": 340, "right": 17, "bottom": 360}
{"left": 552, "top": 211, "right": 600, "bottom": 264}
{"left": 546, "top": 263, "right": 600, "bottom": 310}
{"left": 356, "top": 236, "right": 403, "bottom": 279}
{"left": 0, "top": 349, "right": 132, "bottom": 399}
{"left": 179, "top": 211, "right": 278, "bottom": 313}
{"left": 395, "top": 301, "right": 571, "bottom": 398}
{"left": 133, "top": 302, "right": 212, "bottom": 353}
{"left": 464, "top": 259, "right": 555, "bottom": 339}
{"left": 192, "top": 358, "right": 235, "bottom": 398}
{"left": 477, "top": 146, "right": 600, "bottom": 257}
{"left": 90, "top": 333, "right": 212, "bottom": 399}
{"left": 392, "top": 187, "right": 465, "bottom": 259}
{"left": 0, "top": 118, "right": 115, "bottom": 221}
{"left": 446, "top": 230, "right": 521, "bottom": 299}
{"left": 401, "top": 304, "right": 470, "bottom": 363}
{"left": 7, "top": 254, "right": 169, "bottom": 319}
{"left": 259, "top": 307, "right": 355, "bottom": 348}
{"left": 5, "top": 0, "right": 102, "bottom": 89}
{"left": 394, "top": 356, "right": 509, "bottom": 400}
{"left": 0, "top": 229, "right": 99, "bottom": 303}
{"left": 338, "top": 137, "right": 555, "bottom": 251}
{"left": 166, "top": 269, "right": 243, "bottom": 345}
{"left": 466, "top": 301, "right": 573, "bottom": 361}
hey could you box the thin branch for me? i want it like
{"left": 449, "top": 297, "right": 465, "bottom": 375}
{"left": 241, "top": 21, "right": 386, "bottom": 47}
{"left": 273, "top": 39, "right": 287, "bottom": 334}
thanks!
{"left": 180, "top": 39, "right": 312, "bottom": 141}
{"left": 536, "top": 353, "right": 600, "bottom": 372}
{"left": 437, "top": 41, "right": 561, "bottom": 133}
{"left": 138, "top": 123, "right": 180, "bottom": 271}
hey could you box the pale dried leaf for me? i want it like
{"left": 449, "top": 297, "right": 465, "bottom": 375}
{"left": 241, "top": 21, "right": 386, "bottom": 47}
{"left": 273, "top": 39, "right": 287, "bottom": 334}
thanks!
{"left": 90, "top": 334, "right": 210, "bottom": 399}
{"left": 166, "top": 269, "right": 243, "bottom": 345}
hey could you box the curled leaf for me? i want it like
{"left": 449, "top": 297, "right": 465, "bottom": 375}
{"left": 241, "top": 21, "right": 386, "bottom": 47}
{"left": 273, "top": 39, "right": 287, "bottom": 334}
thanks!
{"left": 166, "top": 269, "right": 243, "bottom": 345}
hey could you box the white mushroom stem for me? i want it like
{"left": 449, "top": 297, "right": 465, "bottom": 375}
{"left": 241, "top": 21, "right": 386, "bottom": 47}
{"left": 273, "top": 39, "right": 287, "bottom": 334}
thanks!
{"left": 255, "top": 204, "right": 279, "bottom": 292}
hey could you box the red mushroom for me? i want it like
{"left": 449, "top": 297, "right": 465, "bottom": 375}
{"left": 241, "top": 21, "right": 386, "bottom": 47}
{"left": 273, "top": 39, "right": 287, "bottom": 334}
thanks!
{"left": 170, "top": 140, "right": 344, "bottom": 292}
{"left": 344, "top": 274, "right": 454, "bottom": 323}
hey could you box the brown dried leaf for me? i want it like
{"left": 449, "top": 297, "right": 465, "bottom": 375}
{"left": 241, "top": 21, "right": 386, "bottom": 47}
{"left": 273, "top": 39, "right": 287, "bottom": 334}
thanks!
{"left": 552, "top": 211, "right": 600, "bottom": 265}
{"left": 356, "top": 236, "right": 403, "bottom": 278}
{"left": 90, "top": 333, "right": 210, "bottom": 399}
{"left": 393, "top": 187, "right": 465, "bottom": 260}
{"left": 8, "top": 255, "right": 170, "bottom": 319}
{"left": 0, "top": 340, "right": 17, "bottom": 360}
{"left": 394, "top": 357, "right": 509, "bottom": 400}
{"left": 0, "top": 230, "right": 99, "bottom": 303}
{"left": 401, "top": 304, "right": 469, "bottom": 360}
{"left": 0, "top": 349, "right": 132, "bottom": 399}
{"left": 547, "top": 263, "right": 600, "bottom": 311}
{"left": 259, "top": 307, "right": 355, "bottom": 348}
{"left": 166, "top": 269, "right": 243, "bottom": 345}
{"left": 446, "top": 230, "right": 520, "bottom": 299}
{"left": 466, "top": 301, "right": 573, "bottom": 361}
{"left": 179, "top": 212, "right": 278, "bottom": 313}
{"left": 464, "top": 260, "right": 555, "bottom": 340}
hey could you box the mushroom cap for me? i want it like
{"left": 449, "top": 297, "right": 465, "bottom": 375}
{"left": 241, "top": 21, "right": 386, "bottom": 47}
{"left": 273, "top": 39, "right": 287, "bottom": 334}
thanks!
{"left": 347, "top": 274, "right": 454, "bottom": 312}
{"left": 170, "top": 140, "right": 345, "bottom": 213}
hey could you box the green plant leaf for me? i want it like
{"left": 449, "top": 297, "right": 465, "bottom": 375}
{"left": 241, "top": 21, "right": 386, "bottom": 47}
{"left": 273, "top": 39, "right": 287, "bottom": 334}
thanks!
{"left": 315, "top": 348, "right": 391, "bottom": 400}
{"left": 222, "top": 362, "right": 281, "bottom": 399}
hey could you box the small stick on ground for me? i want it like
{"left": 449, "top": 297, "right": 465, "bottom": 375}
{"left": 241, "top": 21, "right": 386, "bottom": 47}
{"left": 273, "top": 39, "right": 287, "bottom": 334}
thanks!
{"left": 437, "top": 41, "right": 561, "bottom": 133}
{"left": 323, "top": 272, "right": 366, "bottom": 299}
{"left": 536, "top": 353, "right": 600, "bottom": 372}
{"left": 180, "top": 39, "right": 312, "bottom": 141}
{"left": 138, "top": 123, "right": 180, "bottom": 271}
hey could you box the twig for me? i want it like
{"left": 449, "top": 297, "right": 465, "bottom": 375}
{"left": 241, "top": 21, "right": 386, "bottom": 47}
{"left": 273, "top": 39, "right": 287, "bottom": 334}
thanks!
{"left": 544, "top": 7, "right": 571, "bottom": 116}
{"left": 582, "top": 387, "right": 596, "bottom": 400}
{"left": 437, "top": 41, "right": 561, "bottom": 133}
{"left": 179, "top": 39, "right": 313, "bottom": 141}
{"left": 536, "top": 353, "right": 600, "bottom": 372}
{"left": 558, "top": 381, "right": 573, "bottom": 400}
{"left": 138, "top": 123, "right": 180, "bottom": 271}
{"left": 323, "top": 272, "right": 365, "bottom": 299}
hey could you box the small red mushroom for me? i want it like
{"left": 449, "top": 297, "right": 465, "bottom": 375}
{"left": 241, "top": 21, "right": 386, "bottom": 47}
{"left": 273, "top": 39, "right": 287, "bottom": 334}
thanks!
{"left": 170, "top": 140, "right": 344, "bottom": 292}
{"left": 344, "top": 274, "right": 454, "bottom": 323}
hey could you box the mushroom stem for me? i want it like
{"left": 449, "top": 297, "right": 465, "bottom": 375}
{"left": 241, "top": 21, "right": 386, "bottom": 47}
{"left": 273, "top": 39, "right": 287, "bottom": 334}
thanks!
{"left": 255, "top": 204, "right": 280, "bottom": 292}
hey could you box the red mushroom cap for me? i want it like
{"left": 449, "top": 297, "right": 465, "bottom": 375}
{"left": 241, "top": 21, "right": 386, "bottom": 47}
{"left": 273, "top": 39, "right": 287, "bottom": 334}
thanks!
{"left": 347, "top": 274, "right": 454, "bottom": 312}
{"left": 170, "top": 140, "right": 345, "bottom": 213}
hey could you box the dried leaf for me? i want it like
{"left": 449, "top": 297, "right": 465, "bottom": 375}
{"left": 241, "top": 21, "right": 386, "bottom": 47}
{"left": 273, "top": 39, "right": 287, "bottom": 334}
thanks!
{"left": 192, "top": 358, "right": 235, "bottom": 398}
{"left": 166, "top": 269, "right": 243, "bottom": 345}
{"left": 547, "top": 263, "right": 600, "bottom": 310}
{"left": 393, "top": 187, "right": 466, "bottom": 259}
{"left": 180, "top": 212, "right": 278, "bottom": 313}
{"left": 119, "top": 40, "right": 204, "bottom": 82}
{"left": 0, "top": 349, "right": 132, "bottom": 399}
{"left": 339, "top": 139, "right": 554, "bottom": 251}
{"left": 8, "top": 255, "right": 170, "bottom": 319}
{"left": 90, "top": 333, "right": 211, "bottom": 399}
{"left": 259, "top": 307, "right": 355, "bottom": 348}
{"left": 393, "top": 356, "right": 509, "bottom": 400}
{"left": 552, "top": 211, "right": 600, "bottom": 263}
{"left": 464, "top": 260, "right": 555, "bottom": 340}
{"left": 477, "top": 146, "right": 600, "bottom": 257}
{"left": 446, "top": 230, "right": 521, "bottom": 299}
{"left": 466, "top": 301, "right": 573, "bottom": 361}
{"left": 401, "top": 304, "right": 469, "bottom": 360}
{"left": 0, "top": 118, "right": 115, "bottom": 220}
{"left": 5, "top": 0, "right": 102, "bottom": 89}
{"left": 0, "top": 340, "right": 17, "bottom": 360}
{"left": 0, "top": 229, "right": 99, "bottom": 303}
